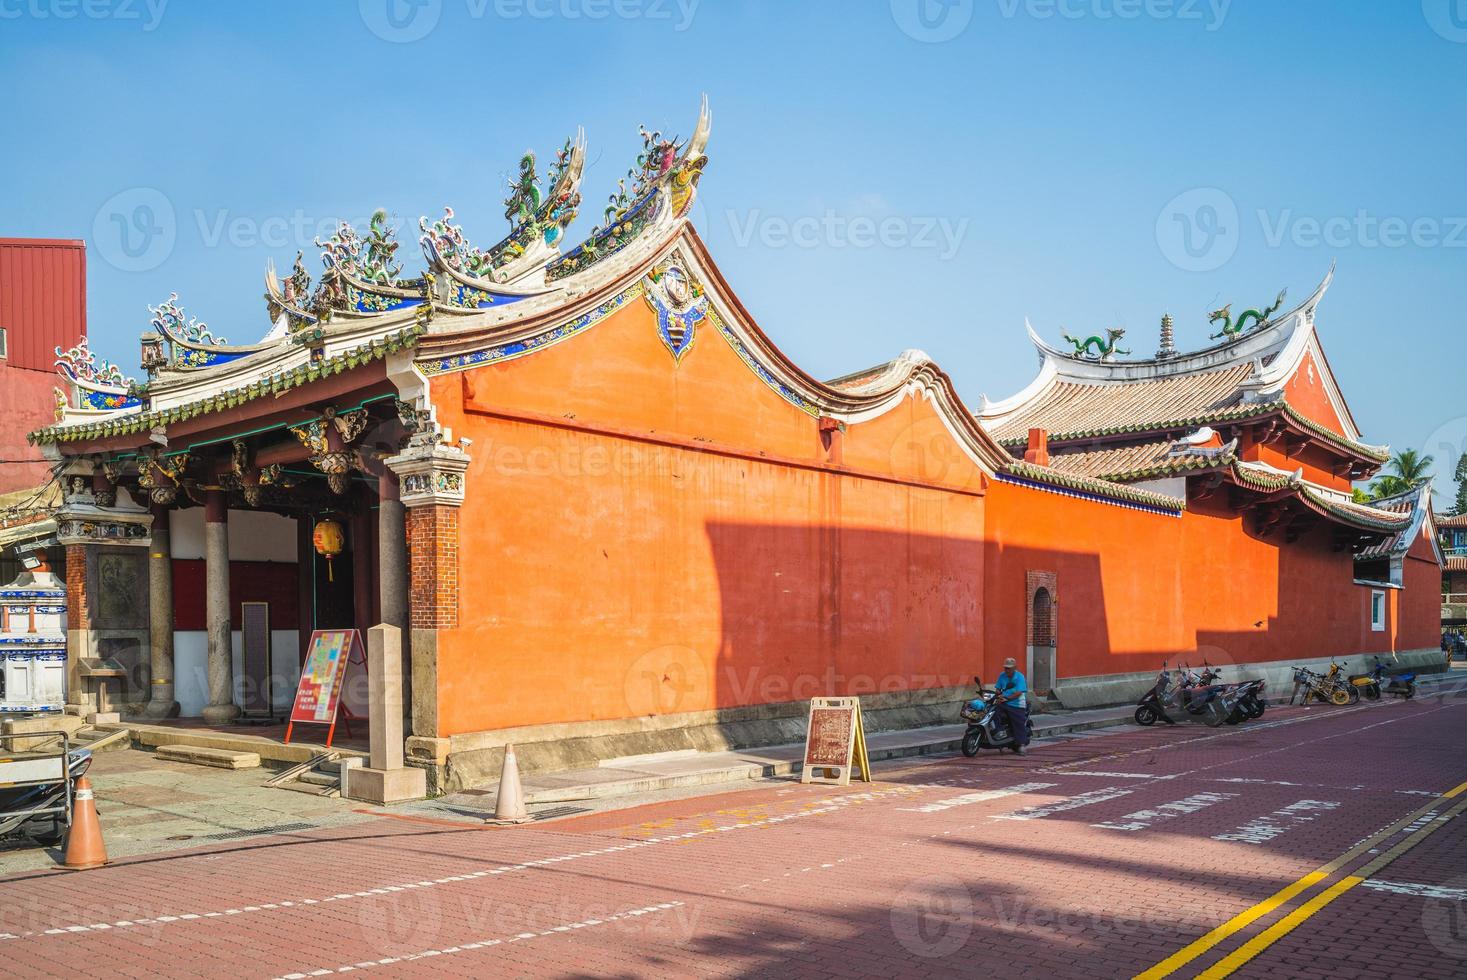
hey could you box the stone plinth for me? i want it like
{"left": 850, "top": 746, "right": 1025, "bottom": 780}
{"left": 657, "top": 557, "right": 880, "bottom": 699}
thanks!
{"left": 345, "top": 765, "right": 427, "bottom": 804}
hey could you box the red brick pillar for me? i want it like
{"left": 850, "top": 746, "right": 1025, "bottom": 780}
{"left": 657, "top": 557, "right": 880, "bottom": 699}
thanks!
{"left": 408, "top": 506, "right": 459, "bottom": 630}
{"left": 64, "top": 544, "right": 90, "bottom": 632}
{"left": 387, "top": 439, "right": 470, "bottom": 748}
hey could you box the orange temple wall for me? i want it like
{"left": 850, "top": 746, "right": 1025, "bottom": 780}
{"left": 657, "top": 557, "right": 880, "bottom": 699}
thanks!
{"left": 423, "top": 297, "right": 1438, "bottom": 738}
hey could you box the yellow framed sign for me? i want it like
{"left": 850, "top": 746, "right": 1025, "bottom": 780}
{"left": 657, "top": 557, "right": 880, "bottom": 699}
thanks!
{"left": 800, "top": 696, "right": 871, "bottom": 785}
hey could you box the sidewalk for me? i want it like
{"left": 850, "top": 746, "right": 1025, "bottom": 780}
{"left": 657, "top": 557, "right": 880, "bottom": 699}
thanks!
{"left": 508, "top": 701, "right": 1138, "bottom": 806}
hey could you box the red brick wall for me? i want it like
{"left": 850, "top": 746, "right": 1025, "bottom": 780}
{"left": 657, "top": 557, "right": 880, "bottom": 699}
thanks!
{"left": 64, "top": 543, "right": 88, "bottom": 629}
{"left": 408, "top": 506, "right": 458, "bottom": 629}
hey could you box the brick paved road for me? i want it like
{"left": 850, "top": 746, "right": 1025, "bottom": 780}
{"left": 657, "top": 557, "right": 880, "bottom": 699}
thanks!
{"left": 3, "top": 679, "right": 1465, "bottom": 978}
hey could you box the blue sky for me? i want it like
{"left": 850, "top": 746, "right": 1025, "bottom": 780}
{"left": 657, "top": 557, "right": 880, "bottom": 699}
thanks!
{"left": 2, "top": 1, "right": 1464, "bottom": 480}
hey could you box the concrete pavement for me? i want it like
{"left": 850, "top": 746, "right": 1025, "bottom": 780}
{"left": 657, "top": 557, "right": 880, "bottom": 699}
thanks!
{"left": 1, "top": 677, "right": 1463, "bottom": 977}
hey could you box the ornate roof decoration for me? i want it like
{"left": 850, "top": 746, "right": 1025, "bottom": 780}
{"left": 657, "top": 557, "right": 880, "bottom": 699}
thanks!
{"left": 30, "top": 323, "right": 423, "bottom": 445}
{"left": 981, "top": 267, "right": 1389, "bottom": 467}
{"left": 264, "top": 251, "right": 321, "bottom": 333}
{"left": 312, "top": 210, "right": 427, "bottom": 318}
{"left": 53, "top": 338, "right": 141, "bottom": 412}
{"left": 548, "top": 96, "right": 710, "bottom": 283}
{"left": 644, "top": 258, "right": 707, "bottom": 361}
{"left": 150, "top": 293, "right": 227, "bottom": 347}
{"left": 1208, "top": 289, "right": 1287, "bottom": 342}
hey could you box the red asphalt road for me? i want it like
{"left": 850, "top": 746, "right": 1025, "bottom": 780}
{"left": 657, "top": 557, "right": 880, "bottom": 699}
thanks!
{"left": 4, "top": 682, "right": 1466, "bottom": 979}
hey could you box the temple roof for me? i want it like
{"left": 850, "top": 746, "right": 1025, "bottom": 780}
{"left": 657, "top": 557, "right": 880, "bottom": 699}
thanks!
{"left": 978, "top": 267, "right": 1390, "bottom": 465}
{"left": 1353, "top": 483, "right": 1439, "bottom": 563}
{"left": 1043, "top": 435, "right": 1238, "bottom": 483}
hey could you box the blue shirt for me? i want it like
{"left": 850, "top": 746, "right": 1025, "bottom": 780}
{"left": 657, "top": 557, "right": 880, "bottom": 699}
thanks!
{"left": 994, "top": 670, "right": 1028, "bottom": 709}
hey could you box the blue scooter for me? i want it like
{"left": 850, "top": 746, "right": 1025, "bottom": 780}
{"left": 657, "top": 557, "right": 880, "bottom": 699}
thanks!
{"left": 1371, "top": 656, "right": 1417, "bottom": 699}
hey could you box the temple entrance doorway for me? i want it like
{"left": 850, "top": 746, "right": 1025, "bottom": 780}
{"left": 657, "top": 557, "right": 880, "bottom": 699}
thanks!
{"left": 1025, "top": 571, "right": 1057, "bottom": 696}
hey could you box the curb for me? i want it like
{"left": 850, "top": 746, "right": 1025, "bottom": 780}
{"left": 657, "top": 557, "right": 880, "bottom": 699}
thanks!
{"left": 523, "top": 710, "right": 1135, "bottom": 805}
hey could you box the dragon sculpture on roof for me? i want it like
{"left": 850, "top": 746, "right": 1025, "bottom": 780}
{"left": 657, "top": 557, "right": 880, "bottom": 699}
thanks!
{"left": 1209, "top": 289, "right": 1287, "bottom": 341}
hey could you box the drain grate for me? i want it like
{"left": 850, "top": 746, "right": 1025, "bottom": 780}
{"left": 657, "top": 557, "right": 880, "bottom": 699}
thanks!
{"left": 201, "top": 822, "right": 316, "bottom": 841}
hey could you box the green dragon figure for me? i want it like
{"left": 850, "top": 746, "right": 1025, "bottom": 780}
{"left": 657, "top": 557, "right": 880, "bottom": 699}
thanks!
{"left": 504, "top": 152, "right": 543, "bottom": 228}
{"left": 1062, "top": 327, "right": 1130, "bottom": 360}
{"left": 1209, "top": 288, "right": 1287, "bottom": 341}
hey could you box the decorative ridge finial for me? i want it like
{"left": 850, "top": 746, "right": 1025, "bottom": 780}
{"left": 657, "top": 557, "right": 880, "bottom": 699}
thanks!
{"left": 1157, "top": 313, "right": 1176, "bottom": 360}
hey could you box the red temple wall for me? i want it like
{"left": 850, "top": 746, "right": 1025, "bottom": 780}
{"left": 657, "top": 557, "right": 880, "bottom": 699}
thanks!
{"left": 428, "top": 298, "right": 989, "bottom": 737}
{"left": 981, "top": 480, "right": 1432, "bottom": 680}
{"left": 0, "top": 362, "right": 58, "bottom": 492}
{"left": 1284, "top": 350, "right": 1353, "bottom": 442}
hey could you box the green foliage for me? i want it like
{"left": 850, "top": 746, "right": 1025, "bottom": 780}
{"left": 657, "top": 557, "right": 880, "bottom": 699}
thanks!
{"left": 1363, "top": 448, "right": 1434, "bottom": 501}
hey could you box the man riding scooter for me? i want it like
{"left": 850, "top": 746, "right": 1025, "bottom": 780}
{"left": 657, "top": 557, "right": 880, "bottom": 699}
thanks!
{"left": 994, "top": 657, "right": 1031, "bottom": 756}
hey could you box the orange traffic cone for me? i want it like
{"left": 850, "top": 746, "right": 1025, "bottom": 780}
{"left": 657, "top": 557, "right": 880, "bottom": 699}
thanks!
{"left": 63, "top": 776, "right": 108, "bottom": 870}
{"left": 491, "top": 744, "right": 530, "bottom": 824}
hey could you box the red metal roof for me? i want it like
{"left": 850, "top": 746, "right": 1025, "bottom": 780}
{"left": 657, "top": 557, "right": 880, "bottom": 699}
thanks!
{"left": 0, "top": 239, "right": 86, "bottom": 372}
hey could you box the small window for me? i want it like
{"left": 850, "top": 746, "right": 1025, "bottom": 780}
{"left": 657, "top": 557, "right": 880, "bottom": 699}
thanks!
{"left": 1371, "top": 590, "right": 1386, "bottom": 632}
{"left": 0, "top": 327, "right": 8, "bottom": 358}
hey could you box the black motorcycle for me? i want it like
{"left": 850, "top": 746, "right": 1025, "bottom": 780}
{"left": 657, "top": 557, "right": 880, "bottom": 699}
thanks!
{"left": 1134, "top": 663, "right": 1178, "bottom": 726}
{"left": 960, "top": 676, "right": 1034, "bottom": 756}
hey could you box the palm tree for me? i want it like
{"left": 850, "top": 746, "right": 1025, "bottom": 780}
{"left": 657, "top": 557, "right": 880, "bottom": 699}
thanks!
{"left": 1367, "top": 448, "right": 1434, "bottom": 499}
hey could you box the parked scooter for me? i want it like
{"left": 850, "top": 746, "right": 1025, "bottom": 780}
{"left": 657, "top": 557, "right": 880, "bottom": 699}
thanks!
{"left": 1134, "top": 663, "right": 1178, "bottom": 726}
{"left": 1371, "top": 656, "right": 1417, "bottom": 699}
{"left": 960, "top": 676, "right": 1034, "bottom": 756}
{"left": 0, "top": 743, "right": 92, "bottom": 846}
{"left": 1177, "top": 664, "right": 1246, "bottom": 727}
{"left": 1348, "top": 661, "right": 1382, "bottom": 701}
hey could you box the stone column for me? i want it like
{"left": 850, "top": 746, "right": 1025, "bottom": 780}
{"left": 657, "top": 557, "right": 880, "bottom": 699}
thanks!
{"left": 379, "top": 469, "right": 408, "bottom": 636}
{"left": 384, "top": 440, "right": 469, "bottom": 782}
{"left": 343, "top": 623, "right": 425, "bottom": 804}
{"left": 201, "top": 489, "right": 240, "bottom": 724}
{"left": 143, "top": 504, "right": 180, "bottom": 718}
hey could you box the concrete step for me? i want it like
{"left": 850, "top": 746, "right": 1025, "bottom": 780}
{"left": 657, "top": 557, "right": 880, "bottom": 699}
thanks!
{"left": 518, "top": 705, "right": 1136, "bottom": 806}
{"left": 298, "top": 770, "right": 339, "bottom": 788}
{"left": 155, "top": 745, "right": 262, "bottom": 770}
{"left": 94, "top": 722, "right": 367, "bottom": 766}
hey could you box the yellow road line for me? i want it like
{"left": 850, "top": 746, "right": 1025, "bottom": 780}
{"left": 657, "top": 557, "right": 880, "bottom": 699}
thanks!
{"left": 1198, "top": 795, "right": 1467, "bottom": 978}
{"left": 1134, "top": 778, "right": 1467, "bottom": 980}
{"left": 1132, "top": 873, "right": 1326, "bottom": 980}
{"left": 1195, "top": 876, "right": 1364, "bottom": 979}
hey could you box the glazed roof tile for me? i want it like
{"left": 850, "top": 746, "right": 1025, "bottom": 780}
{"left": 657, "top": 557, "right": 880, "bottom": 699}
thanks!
{"left": 1436, "top": 513, "right": 1467, "bottom": 529}
{"left": 988, "top": 364, "right": 1256, "bottom": 444}
{"left": 999, "top": 460, "right": 1186, "bottom": 513}
{"left": 1043, "top": 438, "right": 1235, "bottom": 482}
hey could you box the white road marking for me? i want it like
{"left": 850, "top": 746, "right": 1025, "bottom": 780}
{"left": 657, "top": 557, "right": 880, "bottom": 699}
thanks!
{"left": 1212, "top": 799, "right": 1341, "bottom": 844}
{"left": 272, "top": 902, "right": 685, "bottom": 977}
{"left": 1092, "top": 792, "right": 1238, "bottom": 832}
{"left": 1361, "top": 880, "right": 1467, "bottom": 901}
{"left": 10, "top": 784, "right": 926, "bottom": 942}
{"left": 990, "top": 787, "right": 1135, "bottom": 821}
{"left": 896, "top": 782, "right": 1058, "bottom": 814}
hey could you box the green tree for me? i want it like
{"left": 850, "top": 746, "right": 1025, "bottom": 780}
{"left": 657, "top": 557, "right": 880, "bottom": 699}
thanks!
{"left": 1367, "top": 448, "right": 1434, "bottom": 500}
{"left": 1454, "top": 453, "right": 1467, "bottom": 515}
